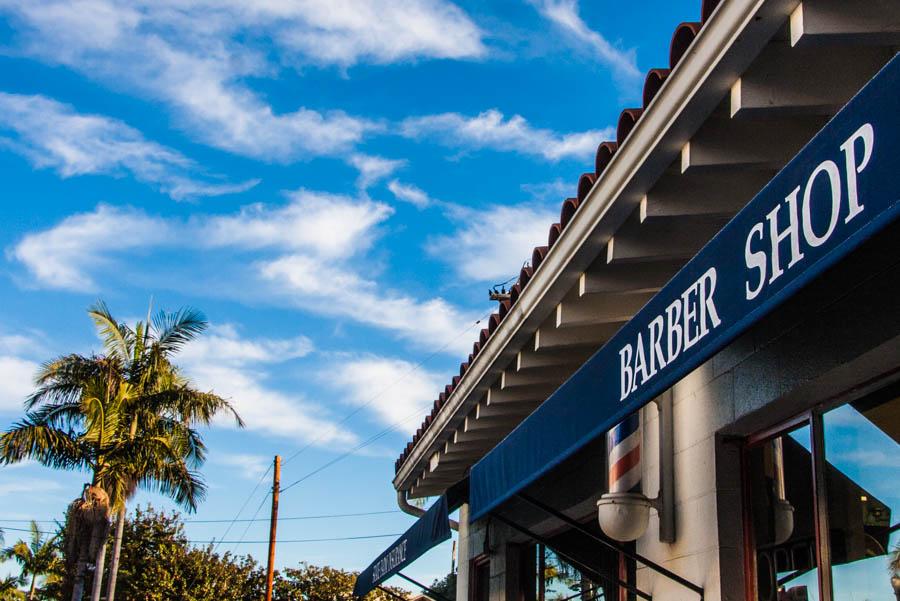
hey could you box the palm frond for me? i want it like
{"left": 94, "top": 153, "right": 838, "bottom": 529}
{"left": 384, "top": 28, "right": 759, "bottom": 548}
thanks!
{"left": 26, "top": 354, "right": 107, "bottom": 409}
{"left": 151, "top": 306, "right": 207, "bottom": 356}
{"left": 143, "top": 387, "right": 244, "bottom": 428}
{"left": 0, "top": 419, "right": 91, "bottom": 470}
{"left": 88, "top": 300, "right": 134, "bottom": 362}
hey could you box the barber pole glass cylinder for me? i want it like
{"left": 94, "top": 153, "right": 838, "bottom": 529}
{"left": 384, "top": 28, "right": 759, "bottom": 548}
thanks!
{"left": 608, "top": 412, "right": 642, "bottom": 494}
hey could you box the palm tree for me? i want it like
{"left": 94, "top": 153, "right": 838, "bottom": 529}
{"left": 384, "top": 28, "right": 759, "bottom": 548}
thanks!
{"left": 2, "top": 521, "right": 62, "bottom": 601}
{"left": 84, "top": 302, "right": 244, "bottom": 601}
{"left": 0, "top": 301, "right": 243, "bottom": 601}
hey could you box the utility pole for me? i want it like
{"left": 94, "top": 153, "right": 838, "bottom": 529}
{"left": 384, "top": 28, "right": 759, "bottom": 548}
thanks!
{"left": 265, "top": 455, "right": 281, "bottom": 601}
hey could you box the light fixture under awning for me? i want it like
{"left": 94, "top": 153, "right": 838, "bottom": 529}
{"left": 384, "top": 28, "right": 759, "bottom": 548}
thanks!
{"left": 470, "top": 53, "right": 900, "bottom": 522}
{"left": 353, "top": 495, "right": 451, "bottom": 598}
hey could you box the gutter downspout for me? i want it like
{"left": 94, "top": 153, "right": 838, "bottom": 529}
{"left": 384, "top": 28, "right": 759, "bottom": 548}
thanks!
{"left": 397, "top": 490, "right": 459, "bottom": 531}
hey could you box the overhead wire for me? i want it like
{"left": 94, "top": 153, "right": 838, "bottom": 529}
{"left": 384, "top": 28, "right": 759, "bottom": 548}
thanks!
{"left": 0, "top": 510, "right": 401, "bottom": 525}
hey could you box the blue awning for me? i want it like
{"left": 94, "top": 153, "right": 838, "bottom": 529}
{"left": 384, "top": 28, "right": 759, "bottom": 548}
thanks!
{"left": 470, "top": 54, "right": 900, "bottom": 521}
{"left": 353, "top": 495, "right": 451, "bottom": 598}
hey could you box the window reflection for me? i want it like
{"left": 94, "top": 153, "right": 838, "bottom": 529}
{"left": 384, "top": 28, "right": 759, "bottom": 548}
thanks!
{"left": 824, "top": 390, "right": 899, "bottom": 601}
{"left": 749, "top": 425, "right": 820, "bottom": 601}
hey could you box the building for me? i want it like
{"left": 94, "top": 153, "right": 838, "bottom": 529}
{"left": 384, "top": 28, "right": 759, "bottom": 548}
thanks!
{"left": 354, "top": 1, "right": 900, "bottom": 600}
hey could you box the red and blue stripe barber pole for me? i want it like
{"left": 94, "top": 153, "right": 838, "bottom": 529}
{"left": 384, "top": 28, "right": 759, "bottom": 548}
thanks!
{"left": 608, "top": 412, "right": 641, "bottom": 493}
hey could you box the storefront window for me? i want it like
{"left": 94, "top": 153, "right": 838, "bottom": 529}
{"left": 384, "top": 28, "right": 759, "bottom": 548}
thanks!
{"left": 539, "top": 547, "right": 602, "bottom": 601}
{"left": 823, "top": 392, "right": 899, "bottom": 601}
{"left": 748, "top": 424, "right": 821, "bottom": 601}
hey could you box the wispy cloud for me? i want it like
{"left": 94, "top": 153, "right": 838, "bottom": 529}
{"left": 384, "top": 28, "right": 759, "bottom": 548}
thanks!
{"left": 400, "top": 109, "right": 612, "bottom": 161}
{"left": 0, "top": 92, "right": 258, "bottom": 200}
{"left": 388, "top": 180, "right": 433, "bottom": 208}
{"left": 0, "top": 0, "right": 485, "bottom": 162}
{"left": 177, "top": 325, "right": 356, "bottom": 446}
{"left": 10, "top": 191, "right": 392, "bottom": 291}
{"left": 212, "top": 453, "right": 271, "bottom": 480}
{"left": 0, "top": 477, "right": 63, "bottom": 496}
{"left": 0, "top": 355, "right": 38, "bottom": 414}
{"left": 259, "top": 255, "right": 480, "bottom": 354}
{"left": 325, "top": 356, "right": 445, "bottom": 433}
{"left": 10, "top": 194, "right": 480, "bottom": 354}
{"left": 527, "top": 0, "right": 640, "bottom": 87}
{"left": 180, "top": 324, "right": 314, "bottom": 367}
{"left": 427, "top": 203, "right": 557, "bottom": 283}
{"left": 349, "top": 154, "right": 406, "bottom": 191}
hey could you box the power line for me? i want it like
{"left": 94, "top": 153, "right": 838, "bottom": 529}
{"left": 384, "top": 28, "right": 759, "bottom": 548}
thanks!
{"left": 279, "top": 399, "right": 443, "bottom": 495}
{"left": 195, "top": 533, "right": 403, "bottom": 545}
{"left": 230, "top": 489, "right": 271, "bottom": 555}
{"left": 210, "top": 461, "right": 272, "bottom": 554}
{"left": 0, "top": 510, "right": 402, "bottom": 525}
{"left": 281, "top": 311, "right": 490, "bottom": 468}
{"left": 0, "top": 525, "right": 402, "bottom": 545}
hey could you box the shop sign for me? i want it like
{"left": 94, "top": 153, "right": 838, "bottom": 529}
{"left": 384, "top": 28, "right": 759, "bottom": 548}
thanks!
{"left": 353, "top": 495, "right": 451, "bottom": 598}
{"left": 470, "top": 54, "right": 900, "bottom": 521}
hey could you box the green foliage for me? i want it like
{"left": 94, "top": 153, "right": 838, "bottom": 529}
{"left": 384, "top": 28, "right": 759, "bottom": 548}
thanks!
{"left": 48, "top": 507, "right": 404, "bottom": 601}
{"left": 1, "top": 521, "right": 63, "bottom": 600}
{"left": 429, "top": 572, "right": 457, "bottom": 601}
{"left": 105, "top": 506, "right": 260, "bottom": 601}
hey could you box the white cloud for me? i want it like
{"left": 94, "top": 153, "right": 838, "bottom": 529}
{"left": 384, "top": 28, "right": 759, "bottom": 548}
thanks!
{"left": 0, "top": 356, "right": 37, "bottom": 413}
{"left": 520, "top": 178, "right": 571, "bottom": 201}
{"left": 388, "top": 180, "right": 432, "bottom": 208}
{"left": 0, "top": 477, "right": 63, "bottom": 496}
{"left": 326, "top": 356, "right": 445, "bottom": 432}
{"left": 10, "top": 204, "right": 173, "bottom": 291}
{"left": 427, "top": 203, "right": 557, "bottom": 282}
{"left": 0, "top": 92, "right": 258, "bottom": 200}
{"left": 349, "top": 154, "right": 406, "bottom": 191}
{"left": 528, "top": 0, "right": 640, "bottom": 86}
{"left": 212, "top": 452, "right": 271, "bottom": 480}
{"left": 176, "top": 326, "right": 356, "bottom": 446}
{"left": 0, "top": 0, "right": 485, "bottom": 161}
{"left": 259, "top": 255, "right": 479, "bottom": 355}
{"left": 180, "top": 324, "right": 314, "bottom": 367}
{"left": 10, "top": 193, "right": 480, "bottom": 354}
{"left": 10, "top": 192, "right": 393, "bottom": 291}
{"left": 199, "top": 190, "right": 393, "bottom": 259}
{"left": 187, "top": 362, "right": 357, "bottom": 445}
{"left": 400, "top": 109, "right": 612, "bottom": 161}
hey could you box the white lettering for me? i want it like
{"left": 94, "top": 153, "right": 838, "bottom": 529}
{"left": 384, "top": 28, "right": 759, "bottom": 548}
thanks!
{"left": 648, "top": 315, "right": 666, "bottom": 376}
{"left": 745, "top": 222, "right": 767, "bottom": 300}
{"left": 681, "top": 281, "right": 700, "bottom": 351}
{"left": 744, "top": 121, "right": 874, "bottom": 300}
{"left": 665, "top": 299, "right": 682, "bottom": 364}
{"left": 619, "top": 344, "right": 634, "bottom": 401}
{"left": 839, "top": 123, "right": 874, "bottom": 223}
{"left": 699, "top": 267, "right": 722, "bottom": 334}
{"left": 802, "top": 159, "right": 842, "bottom": 247}
{"left": 632, "top": 333, "right": 649, "bottom": 391}
{"left": 620, "top": 269, "right": 721, "bottom": 400}
{"left": 766, "top": 186, "right": 804, "bottom": 284}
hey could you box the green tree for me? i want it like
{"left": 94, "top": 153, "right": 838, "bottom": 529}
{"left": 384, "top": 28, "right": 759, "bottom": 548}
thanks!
{"left": 1, "top": 521, "right": 62, "bottom": 601}
{"left": 83, "top": 302, "right": 243, "bottom": 601}
{"left": 0, "top": 301, "right": 242, "bottom": 601}
{"left": 429, "top": 572, "right": 457, "bottom": 601}
{"left": 274, "top": 563, "right": 407, "bottom": 601}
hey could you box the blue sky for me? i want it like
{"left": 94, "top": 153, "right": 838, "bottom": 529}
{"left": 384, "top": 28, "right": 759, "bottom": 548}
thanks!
{"left": 0, "top": 0, "right": 703, "bottom": 587}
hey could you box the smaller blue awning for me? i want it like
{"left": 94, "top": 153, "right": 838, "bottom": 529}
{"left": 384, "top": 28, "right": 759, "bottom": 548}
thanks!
{"left": 470, "top": 53, "right": 900, "bottom": 522}
{"left": 354, "top": 495, "right": 451, "bottom": 598}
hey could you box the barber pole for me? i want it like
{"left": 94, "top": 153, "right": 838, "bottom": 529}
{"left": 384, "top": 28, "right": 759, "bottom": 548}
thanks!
{"left": 607, "top": 413, "right": 642, "bottom": 494}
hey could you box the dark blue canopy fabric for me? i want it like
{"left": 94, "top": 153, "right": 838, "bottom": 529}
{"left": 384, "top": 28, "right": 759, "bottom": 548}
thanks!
{"left": 470, "top": 54, "right": 900, "bottom": 521}
{"left": 354, "top": 495, "right": 451, "bottom": 598}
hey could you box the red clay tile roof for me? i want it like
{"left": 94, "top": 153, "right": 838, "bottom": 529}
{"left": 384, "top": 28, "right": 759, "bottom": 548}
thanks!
{"left": 395, "top": 0, "right": 722, "bottom": 475}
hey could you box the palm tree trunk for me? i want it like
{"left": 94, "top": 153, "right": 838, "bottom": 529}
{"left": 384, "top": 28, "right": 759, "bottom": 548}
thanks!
{"left": 71, "top": 560, "right": 87, "bottom": 601}
{"left": 105, "top": 508, "right": 126, "bottom": 601}
{"left": 90, "top": 541, "right": 107, "bottom": 601}
{"left": 28, "top": 572, "right": 37, "bottom": 601}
